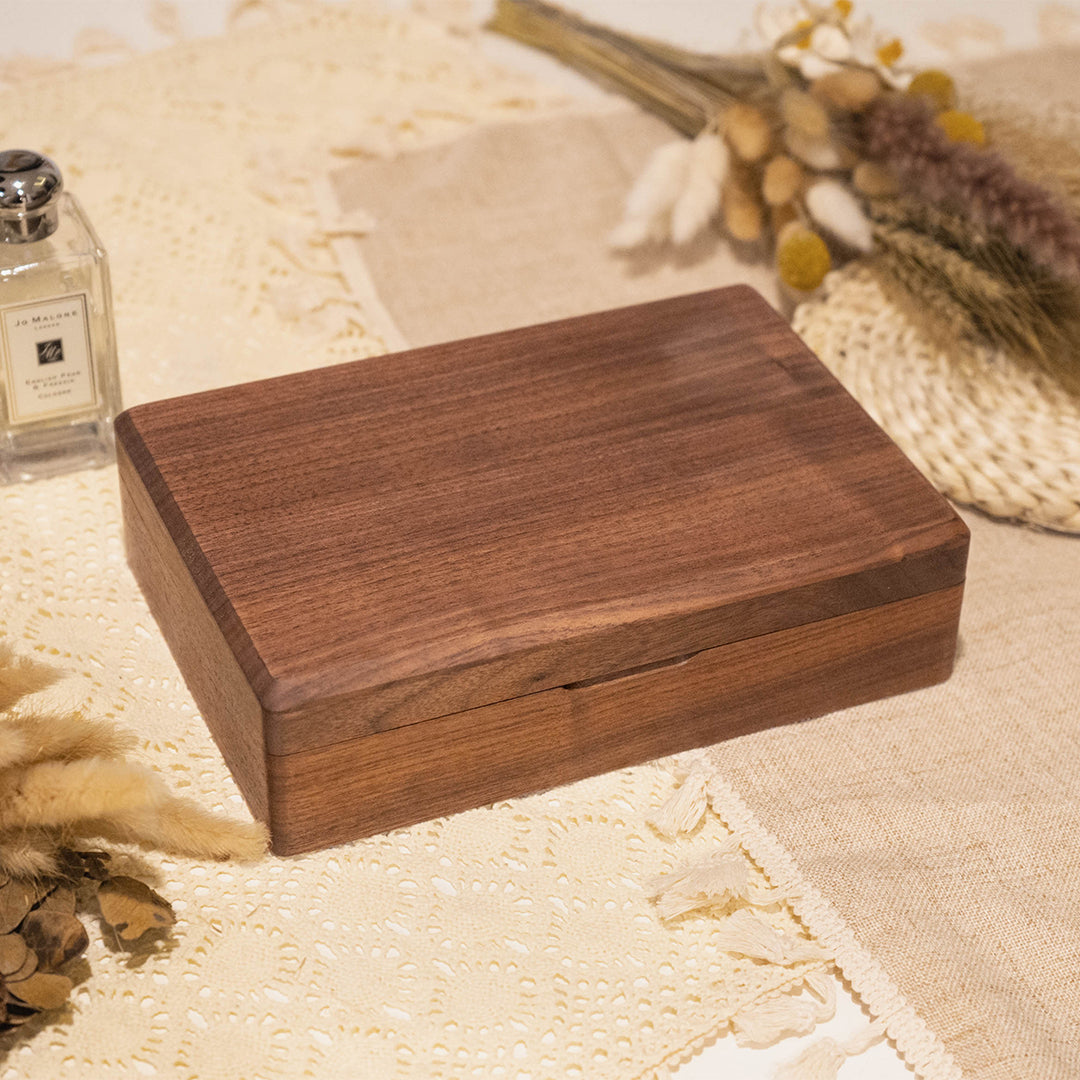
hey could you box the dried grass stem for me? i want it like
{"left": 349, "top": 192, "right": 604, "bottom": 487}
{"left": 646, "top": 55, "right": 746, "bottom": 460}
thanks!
{"left": 488, "top": 0, "right": 768, "bottom": 136}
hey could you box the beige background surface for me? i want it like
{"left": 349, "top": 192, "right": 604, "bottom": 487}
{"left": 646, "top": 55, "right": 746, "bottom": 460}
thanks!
{"left": 713, "top": 509, "right": 1080, "bottom": 1080}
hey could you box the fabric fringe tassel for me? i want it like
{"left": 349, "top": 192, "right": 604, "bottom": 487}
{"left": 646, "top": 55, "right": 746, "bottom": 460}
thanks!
{"left": 650, "top": 753, "right": 712, "bottom": 837}
{"left": 651, "top": 760, "right": 896, "bottom": 1070}
{"left": 647, "top": 843, "right": 748, "bottom": 918}
{"left": 774, "top": 1022, "right": 887, "bottom": 1079}
{"left": 732, "top": 971, "right": 837, "bottom": 1048}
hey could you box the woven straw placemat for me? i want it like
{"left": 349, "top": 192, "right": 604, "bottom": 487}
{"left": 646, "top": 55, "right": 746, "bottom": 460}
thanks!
{"left": 794, "top": 263, "right": 1080, "bottom": 533}
{"left": 792, "top": 47, "right": 1080, "bottom": 535}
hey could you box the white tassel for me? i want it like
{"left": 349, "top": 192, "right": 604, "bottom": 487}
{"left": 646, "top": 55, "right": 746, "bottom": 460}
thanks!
{"left": 651, "top": 759, "right": 711, "bottom": 837}
{"left": 712, "top": 908, "right": 830, "bottom": 965}
{"left": 773, "top": 1021, "right": 886, "bottom": 1079}
{"left": 670, "top": 132, "right": 729, "bottom": 246}
{"left": 734, "top": 974, "right": 835, "bottom": 1047}
{"left": 732, "top": 992, "right": 832, "bottom": 1048}
{"left": 802, "top": 970, "right": 836, "bottom": 1005}
{"left": 670, "top": 750, "right": 710, "bottom": 783}
{"left": 609, "top": 138, "right": 692, "bottom": 249}
{"left": 649, "top": 847, "right": 749, "bottom": 919}
{"left": 804, "top": 179, "right": 874, "bottom": 252}
{"left": 774, "top": 1038, "right": 847, "bottom": 1080}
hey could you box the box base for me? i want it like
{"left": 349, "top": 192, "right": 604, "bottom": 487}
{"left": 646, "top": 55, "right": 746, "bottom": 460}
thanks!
{"left": 267, "top": 584, "right": 961, "bottom": 854}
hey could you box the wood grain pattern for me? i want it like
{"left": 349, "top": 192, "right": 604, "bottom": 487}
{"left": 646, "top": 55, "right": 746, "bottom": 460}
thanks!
{"left": 117, "top": 438, "right": 270, "bottom": 823}
{"left": 116, "top": 286, "right": 969, "bottom": 853}
{"left": 117, "top": 287, "right": 967, "bottom": 749}
{"left": 268, "top": 584, "right": 962, "bottom": 854}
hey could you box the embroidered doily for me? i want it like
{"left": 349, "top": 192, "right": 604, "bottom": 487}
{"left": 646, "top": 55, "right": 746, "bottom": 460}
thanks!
{"left": 0, "top": 5, "right": 848, "bottom": 1077}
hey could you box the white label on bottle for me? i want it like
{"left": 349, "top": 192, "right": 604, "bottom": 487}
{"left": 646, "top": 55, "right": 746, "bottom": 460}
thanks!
{"left": 1, "top": 293, "right": 97, "bottom": 425}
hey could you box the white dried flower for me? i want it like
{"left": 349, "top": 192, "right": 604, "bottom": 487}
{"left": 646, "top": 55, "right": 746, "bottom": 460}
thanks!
{"left": 804, "top": 178, "right": 873, "bottom": 251}
{"left": 670, "top": 132, "right": 729, "bottom": 245}
{"left": 609, "top": 138, "right": 692, "bottom": 250}
{"left": 756, "top": 2, "right": 911, "bottom": 88}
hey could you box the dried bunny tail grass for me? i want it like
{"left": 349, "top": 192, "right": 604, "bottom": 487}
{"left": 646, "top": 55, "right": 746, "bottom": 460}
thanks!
{"left": 811, "top": 68, "right": 882, "bottom": 112}
{"left": 762, "top": 155, "right": 804, "bottom": 206}
{"left": 3, "top": 707, "right": 137, "bottom": 767}
{"left": 0, "top": 757, "right": 268, "bottom": 861}
{"left": 804, "top": 179, "right": 873, "bottom": 252}
{"left": 0, "top": 758, "right": 167, "bottom": 831}
{"left": 612, "top": 130, "right": 730, "bottom": 249}
{"left": 0, "top": 828, "right": 62, "bottom": 878}
{"left": 784, "top": 127, "right": 844, "bottom": 171}
{"left": 609, "top": 138, "right": 691, "bottom": 249}
{"left": 724, "top": 102, "right": 772, "bottom": 162}
{"left": 864, "top": 95, "right": 1080, "bottom": 281}
{"left": 670, "top": 131, "right": 728, "bottom": 245}
{"left": 852, "top": 160, "right": 898, "bottom": 198}
{"left": 780, "top": 89, "right": 829, "bottom": 139}
{"left": 0, "top": 728, "right": 31, "bottom": 772}
{"left": 624, "top": 139, "right": 691, "bottom": 222}
{"left": 0, "top": 641, "right": 62, "bottom": 715}
{"left": 723, "top": 170, "right": 764, "bottom": 242}
{"left": 85, "top": 801, "right": 268, "bottom": 863}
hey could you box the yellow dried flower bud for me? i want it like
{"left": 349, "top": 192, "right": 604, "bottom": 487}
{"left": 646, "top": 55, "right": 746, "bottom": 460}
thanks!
{"left": 876, "top": 38, "right": 903, "bottom": 67}
{"left": 776, "top": 225, "right": 831, "bottom": 291}
{"left": 762, "top": 156, "right": 805, "bottom": 206}
{"left": 852, "top": 160, "right": 899, "bottom": 197}
{"left": 906, "top": 69, "right": 956, "bottom": 111}
{"left": 793, "top": 18, "right": 814, "bottom": 48}
{"left": 936, "top": 109, "right": 985, "bottom": 145}
{"left": 811, "top": 69, "right": 882, "bottom": 112}
{"left": 723, "top": 176, "right": 764, "bottom": 242}
{"left": 725, "top": 103, "right": 772, "bottom": 162}
{"left": 833, "top": 0, "right": 853, "bottom": 18}
{"left": 781, "top": 89, "right": 830, "bottom": 139}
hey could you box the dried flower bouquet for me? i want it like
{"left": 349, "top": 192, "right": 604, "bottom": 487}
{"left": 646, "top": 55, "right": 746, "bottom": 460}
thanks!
{"left": 0, "top": 641, "right": 267, "bottom": 1031}
{"left": 490, "top": 0, "right": 1080, "bottom": 373}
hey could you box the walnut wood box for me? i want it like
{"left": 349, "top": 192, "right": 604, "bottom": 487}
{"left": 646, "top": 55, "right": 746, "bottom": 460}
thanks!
{"left": 116, "top": 287, "right": 968, "bottom": 855}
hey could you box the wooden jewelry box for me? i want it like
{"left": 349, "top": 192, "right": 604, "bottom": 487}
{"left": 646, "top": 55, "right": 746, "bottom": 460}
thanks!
{"left": 116, "top": 287, "right": 969, "bottom": 855}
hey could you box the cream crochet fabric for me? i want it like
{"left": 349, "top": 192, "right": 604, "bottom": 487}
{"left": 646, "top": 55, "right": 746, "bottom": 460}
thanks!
{"left": 0, "top": 5, "right": 860, "bottom": 1077}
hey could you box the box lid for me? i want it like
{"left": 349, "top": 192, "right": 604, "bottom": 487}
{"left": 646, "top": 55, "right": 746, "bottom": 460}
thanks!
{"left": 117, "top": 287, "right": 968, "bottom": 755}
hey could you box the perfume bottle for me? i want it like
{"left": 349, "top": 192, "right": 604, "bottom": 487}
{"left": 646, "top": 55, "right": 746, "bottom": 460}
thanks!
{"left": 0, "top": 150, "right": 121, "bottom": 484}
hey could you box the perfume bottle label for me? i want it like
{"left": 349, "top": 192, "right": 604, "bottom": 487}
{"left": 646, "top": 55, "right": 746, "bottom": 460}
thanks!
{"left": 1, "top": 293, "right": 97, "bottom": 425}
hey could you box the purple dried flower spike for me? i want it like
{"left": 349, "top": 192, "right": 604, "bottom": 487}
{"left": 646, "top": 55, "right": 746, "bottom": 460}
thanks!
{"left": 864, "top": 95, "right": 1080, "bottom": 281}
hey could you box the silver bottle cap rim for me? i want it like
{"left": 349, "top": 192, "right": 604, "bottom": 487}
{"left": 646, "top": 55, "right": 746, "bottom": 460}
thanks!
{"left": 0, "top": 150, "right": 63, "bottom": 243}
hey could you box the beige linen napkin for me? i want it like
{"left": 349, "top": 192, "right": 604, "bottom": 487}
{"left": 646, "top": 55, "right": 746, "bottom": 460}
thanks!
{"left": 329, "top": 106, "right": 780, "bottom": 348}
{"left": 330, "top": 89, "right": 1080, "bottom": 1080}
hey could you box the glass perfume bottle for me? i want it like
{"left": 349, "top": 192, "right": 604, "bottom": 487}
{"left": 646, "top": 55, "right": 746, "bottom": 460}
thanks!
{"left": 0, "top": 149, "right": 121, "bottom": 484}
